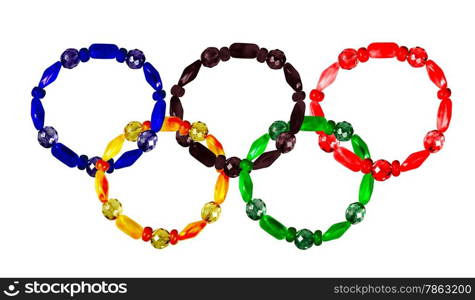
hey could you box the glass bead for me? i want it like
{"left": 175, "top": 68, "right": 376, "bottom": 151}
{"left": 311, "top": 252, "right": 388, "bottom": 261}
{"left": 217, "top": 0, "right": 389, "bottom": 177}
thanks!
{"left": 161, "top": 116, "right": 182, "bottom": 132}
{"left": 357, "top": 47, "right": 369, "bottom": 62}
{"left": 116, "top": 48, "right": 127, "bottom": 63}
{"left": 60, "top": 48, "right": 80, "bottom": 69}
{"left": 77, "top": 155, "right": 88, "bottom": 170}
{"left": 96, "top": 159, "right": 110, "bottom": 172}
{"left": 115, "top": 215, "right": 143, "bottom": 240}
{"left": 317, "top": 62, "right": 340, "bottom": 91}
{"left": 170, "top": 97, "right": 184, "bottom": 120}
{"left": 114, "top": 149, "right": 143, "bottom": 169}
{"left": 142, "top": 121, "right": 151, "bottom": 131}
{"left": 259, "top": 215, "right": 287, "bottom": 240}
{"left": 345, "top": 202, "right": 366, "bottom": 224}
{"left": 310, "top": 101, "right": 325, "bottom": 117}
{"left": 361, "top": 158, "right": 373, "bottom": 174}
{"left": 289, "top": 101, "right": 305, "bottom": 133}
{"left": 89, "top": 43, "right": 118, "bottom": 59}
{"left": 295, "top": 229, "right": 314, "bottom": 250}
{"left": 223, "top": 157, "right": 241, "bottom": 178}
{"left": 189, "top": 121, "right": 208, "bottom": 142}
{"left": 171, "top": 84, "right": 185, "bottom": 97}
{"left": 407, "top": 47, "right": 428, "bottom": 68}
{"left": 176, "top": 132, "right": 193, "bottom": 147}
{"left": 201, "top": 47, "right": 221, "bottom": 68}
{"left": 359, "top": 173, "right": 374, "bottom": 205}
{"left": 268, "top": 121, "right": 289, "bottom": 140}
{"left": 214, "top": 173, "right": 229, "bottom": 204}
{"left": 169, "top": 229, "right": 179, "bottom": 245}
{"left": 205, "top": 134, "right": 225, "bottom": 156}
{"left": 437, "top": 99, "right": 452, "bottom": 133}
{"left": 371, "top": 159, "right": 392, "bottom": 181}
{"left": 240, "top": 159, "right": 253, "bottom": 172}
{"left": 318, "top": 133, "right": 339, "bottom": 153}
{"left": 86, "top": 156, "right": 101, "bottom": 177}
{"left": 143, "top": 62, "right": 163, "bottom": 90}
{"left": 396, "top": 46, "right": 408, "bottom": 61}
{"left": 153, "top": 90, "right": 166, "bottom": 101}
{"left": 137, "top": 130, "right": 158, "bottom": 152}
{"left": 247, "top": 134, "right": 270, "bottom": 161}
{"left": 392, "top": 160, "right": 401, "bottom": 177}
{"left": 179, "top": 220, "right": 207, "bottom": 240}
{"left": 324, "top": 120, "right": 336, "bottom": 135}
{"left": 151, "top": 99, "right": 166, "bottom": 132}
{"left": 124, "top": 121, "right": 143, "bottom": 142}
{"left": 31, "top": 87, "right": 46, "bottom": 99}
{"left": 39, "top": 61, "right": 62, "bottom": 88}
{"left": 400, "top": 150, "right": 430, "bottom": 172}
{"left": 37, "top": 126, "right": 58, "bottom": 148}
{"left": 151, "top": 228, "right": 170, "bottom": 249}
{"left": 126, "top": 49, "right": 145, "bottom": 69}
{"left": 189, "top": 142, "right": 216, "bottom": 167}
{"left": 334, "top": 121, "right": 354, "bottom": 142}
{"left": 286, "top": 227, "right": 297, "bottom": 242}
{"left": 266, "top": 49, "right": 286, "bottom": 69}
{"left": 283, "top": 63, "right": 303, "bottom": 91}
{"left": 246, "top": 198, "right": 266, "bottom": 220}
{"left": 367, "top": 42, "right": 398, "bottom": 58}
{"left": 79, "top": 48, "right": 90, "bottom": 62}
{"left": 102, "top": 198, "right": 122, "bottom": 220}
{"left": 142, "top": 226, "right": 153, "bottom": 242}
{"left": 426, "top": 60, "right": 447, "bottom": 88}
{"left": 309, "top": 89, "right": 325, "bottom": 102}
{"left": 229, "top": 43, "right": 259, "bottom": 59}
{"left": 276, "top": 132, "right": 296, "bottom": 154}
{"left": 95, "top": 170, "right": 109, "bottom": 202}
{"left": 253, "top": 150, "right": 281, "bottom": 170}
{"left": 301, "top": 116, "right": 327, "bottom": 132}
{"left": 333, "top": 146, "right": 362, "bottom": 172}
{"left": 179, "top": 120, "right": 191, "bottom": 136}
{"left": 322, "top": 221, "right": 351, "bottom": 241}
{"left": 292, "top": 91, "right": 306, "bottom": 102}
{"left": 219, "top": 47, "right": 231, "bottom": 61}
{"left": 424, "top": 130, "right": 445, "bottom": 153}
{"left": 31, "top": 98, "right": 45, "bottom": 130}
{"left": 103, "top": 134, "right": 125, "bottom": 161}
{"left": 351, "top": 134, "right": 370, "bottom": 159}
{"left": 313, "top": 230, "right": 323, "bottom": 246}
{"left": 437, "top": 88, "right": 451, "bottom": 100}
{"left": 338, "top": 48, "right": 358, "bottom": 70}
{"left": 239, "top": 170, "right": 253, "bottom": 202}
{"left": 179, "top": 60, "right": 201, "bottom": 86}
{"left": 106, "top": 159, "right": 115, "bottom": 174}
{"left": 201, "top": 202, "right": 221, "bottom": 223}
{"left": 215, "top": 155, "right": 226, "bottom": 171}
{"left": 51, "top": 143, "right": 79, "bottom": 168}
{"left": 256, "top": 48, "right": 268, "bottom": 63}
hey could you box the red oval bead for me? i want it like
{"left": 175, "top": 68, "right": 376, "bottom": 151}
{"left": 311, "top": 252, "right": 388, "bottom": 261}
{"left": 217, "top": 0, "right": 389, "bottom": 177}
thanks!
{"left": 400, "top": 150, "right": 431, "bottom": 172}
{"left": 317, "top": 62, "right": 340, "bottom": 90}
{"left": 367, "top": 42, "right": 398, "bottom": 58}
{"left": 318, "top": 133, "right": 339, "bottom": 153}
{"left": 391, "top": 160, "right": 401, "bottom": 177}
{"left": 407, "top": 47, "right": 428, "bottom": 68}
{"left": 169, "top": 229, "right": 179, "bottom": 245}
{"left": 424, "top": 130, "right": 445, "bottom": 153}
{"left": 333, "top": 146, "right": 362, "bottom": 172}
{"left": 142, "top": 226, "right": 153, "bottom": 242}
{"left": 310, "top": 101, "right": 325, "bottom": 117}
{"left": 396, "top": 46, "right": 408, "bottom": 61}
{"left": 357, "top": 47, "right": 369, "bottom": 62}
{"left": 338, "top": 48, "right": 358, "bottom": 70}
{"left": 426, "top": 60, "right": 447, "bottom": 89}
{"left": 309, "top": 89, "right": 325, "bottom": 102}
{"left": 437, "top": 99, "right": 452, "bottom": 133}
{"left": 361, "top": 158, "right": 373, "bottom": 174}
{"left": 371, "top": 159, "right": 392, "bottom": 181}
{"left": 437, "top": 88, "right": 451, "bottom": 100}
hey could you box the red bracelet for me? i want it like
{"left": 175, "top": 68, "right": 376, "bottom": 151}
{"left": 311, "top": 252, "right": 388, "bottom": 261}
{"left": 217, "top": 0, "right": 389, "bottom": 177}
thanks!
{"left": 309, "top": 42, "right": 452, "bottom": 181}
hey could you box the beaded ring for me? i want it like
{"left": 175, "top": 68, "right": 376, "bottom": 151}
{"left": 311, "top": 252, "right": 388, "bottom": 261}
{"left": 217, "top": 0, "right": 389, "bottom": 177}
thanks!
{"left": 169, "top": 43, "right": 306, "bottom": 177}
{"left": 93, "top": 117, "right": 229, "bottom": 249}
{"left": 239, "top": 116, "right": 375, "bottom": 250}
{"left": 31, "top": 43, "right": 167, "bottom": 177}
{"left": 308, "top": 42, "right": 452, "bottom": 181}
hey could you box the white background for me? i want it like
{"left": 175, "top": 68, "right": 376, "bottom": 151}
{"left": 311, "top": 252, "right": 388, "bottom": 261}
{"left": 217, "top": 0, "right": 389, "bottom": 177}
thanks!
{"left": 0, "top": 0, "right": 473, "bottom": 277}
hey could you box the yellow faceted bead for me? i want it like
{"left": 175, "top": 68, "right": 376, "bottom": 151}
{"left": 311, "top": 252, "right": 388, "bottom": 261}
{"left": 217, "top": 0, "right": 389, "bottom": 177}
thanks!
{"left": 160, "top": 117, "right": 182, "bottom": 132}
{"left": 115, "top": 215, "right": 143, "bottom": 239}
{"left": 214, "top": 173, "right": 229, "bottom": 204}
{"left": 189, "top": 121, "right": 208, "bottom": 141}
{"left": 102, "top": 198, "right": 123, "bottom": 220}
{"left": 95, "top": 171, "right": 109, "bottom": 203}
{"left": 124, "top": 121, "right": 144, "bottom": 142}
{"left": 151, "top": 228, "right": 170, "bottom": 249}
{"left": 103, "top": 134, "right": 125, "bottom": 161}
{"left": 206, "top": 134, "right": 225, "bottom": 156}
{"left": 201, "top": 201, "right": 221, "bottom": 223}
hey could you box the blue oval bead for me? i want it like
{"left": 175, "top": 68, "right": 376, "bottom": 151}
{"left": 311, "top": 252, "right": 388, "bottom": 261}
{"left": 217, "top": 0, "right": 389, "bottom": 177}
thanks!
{"left": 114, "top": 149, "right": 143, "bottom": 169}
{"left": 152, "top": 90, "right": 166, "bottom": 101}
{"left": 31, "top": 87, "right": 46, "bottom": 99}
{"left": 116, "top": 48, "right": 127, "bottom": 63}
{"left": 151, "top": 99, "right": 166, "bottom": 132}
{"left": 38, "top": 61, "right": 62, "bottom": 88}
{"left": 77, "top": 155, "right": 89, "bottom": 170}
{"left": 31, "top": 98, "right": 45, "bottom": 130}
{"left": 51, "top": 143, "right": 79, "bottom": 168}
{"left": 79, "top": 48, "right": 90, "bottom": 62}
{"left": 143, "top": 62, "right": 163, "bottom": 90}
{"left": 89, "top": 43, "right": 119, "bottom": 59}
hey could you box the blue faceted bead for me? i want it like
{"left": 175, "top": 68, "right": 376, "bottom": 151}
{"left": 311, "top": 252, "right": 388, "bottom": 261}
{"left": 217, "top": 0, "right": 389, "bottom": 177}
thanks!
{"left": 38, "top": 61, "right": 62, "bottom": 88}
{"left": 37, "top": 126, "right": 58, "bottom": 148}
{"left": 151, "top": 99, "right": 166, "bottom": 132}
{"left": 79, "top": 48, "right": 90, "bottom": 62}
{"left": 51, "top": 143, "right": 79, "bottom": 168}
{"left": 60, "top": 48, "right": 80, "bottom": 69}
{"left": 31, "top": 98, "right": 45, "bottom": 130}
{"left": 106, "top": 159, "right": 115, "bottom": 174}
{"left": 116, "top": 48, "right": 127, "bottom": 63}
{"left": 152, "top": 90, "right": 166, "bottom": 101}
{"left": 126, "top": 49, "right": 145, "bottom": 69}
{"left": 31, "top": 87, "right": 46, "bottom": 98}
{"left": 86, "top": 156, "right": 101, "bottom": 177}
{"left": 143, "top": 62, "right": 163, "bottom": 90}
{"left": 137, "top": 130, "right": 157, "bottom": 152}
{"left": 89, "top": 43, "right": 119, "bottom": 59}
{"left": 77, "top": 155, "right": 89, "bottom": 170}
{"left": 114, "top": 149, "right": 143, "bottom": 169}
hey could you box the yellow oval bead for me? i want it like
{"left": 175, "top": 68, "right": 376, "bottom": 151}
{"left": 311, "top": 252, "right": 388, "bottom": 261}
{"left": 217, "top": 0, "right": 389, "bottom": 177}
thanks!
{"left": 160, "top": 116, "right": 182, "bottom": 132}
{"left": 201, "top": 201, "right": 221, "bottom": 223}
{"left": 189, "top": 121, "right": 208, "bottom": 141}
{"left": 103, "top": 134, "right": 125, "bottom": 161}
{"left": 102, "top": 198, "right": 122, "bottom": 220}
{"left": 151, "top": 228, "right": 170, "bottom": 249}
{"left": 95, "top": 171, "right": 109, "bottom": 202}
{"left": 205, "top": 134, "right": 225, "bottom": 156}
{"left": 115, "top": 215, "right": 143, "bottom": 239}
{"left": 124, "top": 121, "right": 143, "bottom": 142}
{"left": 214, "top": 173, "right": 229, "bottom": 204}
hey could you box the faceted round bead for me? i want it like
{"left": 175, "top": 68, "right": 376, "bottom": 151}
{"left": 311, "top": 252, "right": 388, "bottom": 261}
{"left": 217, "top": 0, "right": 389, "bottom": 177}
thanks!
{"left": 240, "top": 159, "right": 253, "bottom": 172}
{"left": 176, "top": 132, "right": 193, "bottom": 147}
{"left": 334, "top": 121, "right": 354, "bottom": 142}
{"left": 124, "top": 121, "right": 143, "bottom": 142}
{"left": 37, "top": 126, "right": 58, "bottom": 148}
{"left": 361, "top": 158, "right": 373, "bottom": 174}
{"left": 86, "top": 156, "right": 101, "bottom": 177}
{"left": 142, "top": 226, "right": 153, "bottom": 242}
{"left": 318, "top": 133, "right": 339, "bottom": 153}
{"left": 189, "top": 121, "right": 208, "bottom": 142}
{"left": 201, "top": 47, "right": 221, "bottom": 68}
{"left": 286, "top": 227, "right": 297, "bottom": 242}
{"left": 223, "top": 157, "right": 241, "bottom": 178}
{"left": 201, "top": 202, "right": 221, "bottom": 223}
{"left": 150, "top": 228, "right": 170, "bottom": 249}
{"left": 345, "top": 202, "right": 366, "bottom": 224}
{"left": 276, "top": 132, "right": 296, "bottom": 153}
{"left": 268, "top": 120, "right": 289, "bottom": 140}
{"left": 407, "top": 47, "right": 428, "bottom": 68}
{"left": 137, "top": 130, "right": 158, "bottom": 152}
{"left": 246, "top": 198, "right": 266, "bottom": 221}
{"left": 396, "top": 46, "right": 408, "bottom": 61}
{"left": 294, "top": 229, "right": 314, "bottom": 250}
{"left": 60, "top": 48, "right": 80, "bottom": 69}
{"left": 309, "top": 89, "right": 324, "bottom": 102}
{"left": 313, "top": 230, "right": 323, "bottom": 246}
{"left": 338, "top": 48, "right": 358, "bottom": 70}
{"left": 391, "top": 160, "right": 401, "bottom": 177}
{"left": 424, "top": 130, "right": 445, "bottom": 153}
{"left": 126, "top": 49, "right": 146, "bottom": 69}
{"left": 371, "top": 159, "right": 392, "bottom": 181}
{"left": 256, "top": 48, "right": 268, "bottom": 63}
{"left": 437, "top": 88, "right": 451, "bottom": 100}
{"left": 102, "top": 198, "right": 123, "bottom": 220}
{"left": 266, "top": 49, "right": 286, "bottom": 69}
{"left": 357, "top": 47, "right": 369, "bottom": 62}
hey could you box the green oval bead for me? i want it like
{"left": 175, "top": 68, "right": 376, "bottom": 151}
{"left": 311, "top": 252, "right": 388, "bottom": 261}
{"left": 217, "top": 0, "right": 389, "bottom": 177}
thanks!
{"left": 247, "top": 134, "right": 270, "bottom": 161}
{"left": 300, "top": 116, "right": 327, "bottom": 131}
{"left": 246, "top": 198, "right": 266, "bottom": 221}
{"left": 324, "top": 120, "right": 336, "bottom": 135}
{"left": 268, "top": 121, "right": 289, "bottom": 140}
{"left": 359, "top": 174, "right": 374, "bottom": 205}
{"left": 294, "top": 229, "right": 314, "bottom": 250}
{"left": 259, "top": 215, "right": 287, "bottom": 240}
{"left": 239, "top": 170, "right": 253, "bottom": 202}
{"left": 322, "top": 221, "right": 351, "bottom": 241}
{"left": 345, "top": 202, "right": 366, "bottom": 224}
{"left": 313, "top": 230, "right": 323, "bottom": 246}
{"left": 351, "top": 134, "right": 371, "bottom": 159}
{"left": 334, "top": 121, "right": 354, "bottom": 141}
{"left": 240, "top": 159, "right": 254, "bottom": 172}
{"left": 286, "top": 227, "right": 297, "bottom": 242}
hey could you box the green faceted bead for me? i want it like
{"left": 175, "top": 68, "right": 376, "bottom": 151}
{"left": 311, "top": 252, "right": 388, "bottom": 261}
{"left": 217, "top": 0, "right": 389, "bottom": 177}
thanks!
{"left": 359, "top": 174, "right": 374, "bottom": 205}
{"left": 351, "top": 134, "right": 371, "bottom": 159}
{"left": 247, "top": 133, "right": 270, "bottom": 161}
{"left": 334, "top": 121, "right": 354, "bottom": 141}
{"left": 286, "top": 227, "right": 297, "bottom": 242}
{"left": 240, "top": 159, "right": 254, "bottom": 172}
{"left": 259, "top": 215, "right": 287, "bottom": 240}
{"left": 324, "top": 120, "right": 336, "bottom": 135}
{"left": 294, "top": 229, "right": 314, "bottom": 250}
{"left": 345, "top": 202, "right": 366, "bottom": 224}
{"left": 246, "top": 198, "right": 266, "bottom": 221}
{"left": 239, "top": 170, "right": 253, "bottom": 202}
{"left": 313, "top": 230, "right": 323, "bottom": 246}
{"left": 268, "top": 121, "right": 289, "bottom": 140}
{"left": 300, "top": 116, "right": 327, "bottom": 131}
{"left": 322, "top": 221, "right": 351, "bottom": 241}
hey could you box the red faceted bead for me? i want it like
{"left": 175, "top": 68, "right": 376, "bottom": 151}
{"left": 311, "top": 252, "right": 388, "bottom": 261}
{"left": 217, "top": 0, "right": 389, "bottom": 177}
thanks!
{"left": 310, "top": 101, "right": 325, "bottom": 117}
{"left": 169, "top": 229, "right": 179, "bottom": 245}
{"left": 318, "top": 133, "right": 339, "bottom": 153}
{"left": 437, "top": 88, "right": 451, "bottom": 100}
{"left": 95, "top": 159, "right": 110, "bottom": 172}
{"left": 424, "top": 130, "right": 445, "bottom": 153}
{"left": 426, "top": 60, "right": 447, "bottom": 88}
{"left": 367, "top": 42, "right": 398, "bottom": 58}
{"left": 142, "top": 226, "right": 153, "bottom": 242}
{"left": 407, "top": 47, "right": 428, "bottom": 68}
{"left": 357, "top": 47, "right": 369, "bottom": 62}
{"left": 317, "top": 62, "right": 339, "bottom": 90}
{"left": 437, "top": 99, "right": 452, "bottom": 133}
{"left": 400, "top": 150, "right": 430, "bottom": 172}
{"left": 338, "top": 48, "right": 358, "bottom": 70}
{"left": 333, "top": 146, "right": 362, "bottom": 172}
{"left": 396, "top": 46, "right": 408, "bottom": 61}
{"left": 371, "top": 159, "right": 392, "bottom": 181}
{"left": 361, "top": 158, "right": 373, "bottom": 174}
{"left": 391, "top": 160, "right": 401, "bottom": 177}
{"left": 309, "top": 89, "right": 325, "bottom": 102}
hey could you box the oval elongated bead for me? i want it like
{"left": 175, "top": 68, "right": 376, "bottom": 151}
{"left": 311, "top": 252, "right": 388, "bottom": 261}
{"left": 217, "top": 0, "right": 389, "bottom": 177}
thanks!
{"left": 160, "top": 116, "right": 182, "bottom": 132}
{"left": 39, "top": 61, "right": 62, "bottom": 88}
{"left": 143, "top": 62, "right": 163, "bottom": 90}
{"left": 426, "top": 60, "right": 447, "bottom": 88}
{"left": 333, "top": 147, "right": 362, "bottom": 172}
{"left": 367, "top": 42, "right": 398, "bottom": 58}
{"left": 359, "top": 174, "right": 374, "bottom": 205}
{"left": 206, "top": 135, "right": 225, "bottom": 156}
{"left": 437, "top": 99, "right": 452, "bottom": 132}
{"left": 95, "top": 170, "right": 109, "bottom": 203}
{"left": 253, "top": 150, "right": 281, "bottom": 170}
{"left": 51, "top": 143, "right": 79, "bottom": 168}
{"left": 214, "top": 173, "right": 229, "bottom": 205}
{"left": 317, "top": 62, "right": 339, "bottom": 91}
{"left": 31, "top": 98, "right": 45, "bottom": 130}
{"left": 351, "top": 134, "right": 371, "bottom": 159}
{"left": 102, "top": 134, "right": 125, "bottom": 161}
{"left": 283, "top": 63, "right": 303, "bottom": 91}
{"left": 310, "top": 101, "right": 325, "bottom": 117}
{"left": 229, "top": 43, "right": 259, "bottom": 59}
{"left": 115, "top": 215, "right": 143, "bottom": 240}
{"left": 178, "top": 220, "right": 207, "bottom": 240}
{"left": 189, "top": 142, "right": 216, "bottom": 167}
{"left": 259, "top": 215, "right": 288, "bottom": 240}
{"left": 170, "top": 96, "right": 184, "bottom": 119}
{"left": 289, "top": 101, "right": 305, "bottom": 133}
{"left": 179, "top": 60, "right": 201, "bottom": 86}
{"left": 239, "top": 171, "right": 253, "bottom": 202}
{"left": 401, "top": 150, "right": 430, "bottom": 172}
{"left": 89, "top": 43, "right": 118, "bottom": 59}
{"left": 150, "top": 99, "right": 166, "bottom": 132}
{"left": 322, "top": 221, "right": 351, "bottom": 241}
{"left": 114, "top": 149, "right": 143, "bottom": 169}
{"left": 247, "top": 134, "right": 270, "bottom": 161}
{"left": 300, "top": 116, "right": 327, "bottom": 131}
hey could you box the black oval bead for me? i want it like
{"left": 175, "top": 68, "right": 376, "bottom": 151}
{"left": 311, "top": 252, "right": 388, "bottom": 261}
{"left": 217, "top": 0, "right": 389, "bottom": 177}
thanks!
{"left": 253, "top": 150, "right": 281, "bottom": 170}
{"left": 276, "top": 132, "right": 296, "bottom": 153}
{"left": 223, "top": 156, "right": 241, "bottom": 178}
{"left": 292, "top": 91, "right": 306, "bottom": 102}
{"left": 256, "top": 48, "right": 268, "bottom": 63}
{"left": 266, "top": 49, "right": 286, "bottom": 69}
{"left": 201, "top": 47, "right": 221, "bottom": 68}
{"left": 170, "top": 96, "right": 184, "bottom": 119}
{"left": 176, "top": 132, "right": 192, "bottom": 147}
{"left": 189, "top": 142, "right": 216, "bottom": 167}
{"left": 289, "top": 101, "right": 306, "bottom": 134}
{"left": 220, "top": 47, "right": 231, "bottom": 61}
{"left": 283, "top": 63, "right": 303, "bottom": 91}
{"left": 179, "top": 60, "right": 202, "bottom": 86}
{"left": 215, "top": 154, "right": 226, "bottom": 170}
{"left": 229, "top": 43, "right": 259, "bottom": 59}
{"left": 171, "top": 85, "right": 185, "bottom": 97}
